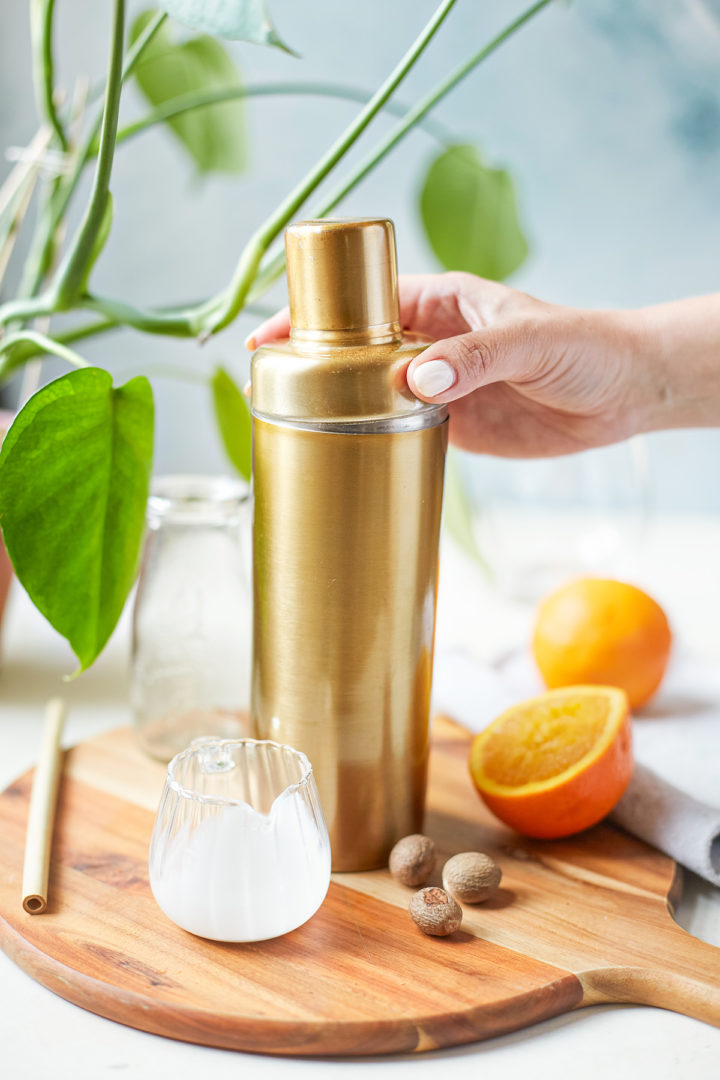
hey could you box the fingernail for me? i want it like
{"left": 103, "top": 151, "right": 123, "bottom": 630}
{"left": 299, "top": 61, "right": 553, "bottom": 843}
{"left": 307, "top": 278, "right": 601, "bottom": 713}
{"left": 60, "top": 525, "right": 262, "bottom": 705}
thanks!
{"left": 244, "top": 333, "right": 257, "bottom": 351}
{"left": 413, "top": 359, "right": 455, "bottom": 398}
{"left": 243, "top": 380, "right": 251, "bottom": 399}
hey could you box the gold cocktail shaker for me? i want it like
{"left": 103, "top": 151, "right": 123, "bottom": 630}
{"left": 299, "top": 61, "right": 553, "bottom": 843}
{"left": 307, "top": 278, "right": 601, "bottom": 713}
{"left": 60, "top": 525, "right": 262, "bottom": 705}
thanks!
{"left": 250, "top": 218, "right": 447, "bottom": 871}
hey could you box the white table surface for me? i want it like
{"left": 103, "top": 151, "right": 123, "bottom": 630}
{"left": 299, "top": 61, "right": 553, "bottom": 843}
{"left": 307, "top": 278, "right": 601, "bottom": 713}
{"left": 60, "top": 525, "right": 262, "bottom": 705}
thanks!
{"left": 1, "top": 515, "right": 720, "bottom": 1080}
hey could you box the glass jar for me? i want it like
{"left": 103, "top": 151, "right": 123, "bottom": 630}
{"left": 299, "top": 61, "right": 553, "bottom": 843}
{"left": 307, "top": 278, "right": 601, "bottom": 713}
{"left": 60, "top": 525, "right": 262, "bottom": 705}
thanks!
{"left": 131, "top": 475, "right": 252, "bottom": 761}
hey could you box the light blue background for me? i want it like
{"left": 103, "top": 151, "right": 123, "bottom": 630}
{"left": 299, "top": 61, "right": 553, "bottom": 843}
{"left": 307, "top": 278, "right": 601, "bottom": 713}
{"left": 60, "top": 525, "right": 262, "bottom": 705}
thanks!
{"left": 2, "top": 0, "right": 719, "bottom": 511}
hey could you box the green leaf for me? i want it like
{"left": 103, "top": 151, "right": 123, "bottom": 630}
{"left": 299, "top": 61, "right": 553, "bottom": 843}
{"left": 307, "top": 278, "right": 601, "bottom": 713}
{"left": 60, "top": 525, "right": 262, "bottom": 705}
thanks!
{"left": 212, "top": 365, "right": 251, "bottom": 481}
{"left": 443, "top": 449, "right": 492, "bottom": 576}
{"left": 0, "top": 369, "right": 154, "bottom": 672}
{"left": 131, "top": 12, "right": 247, "bottom": 174}
{"left": 419, "top": 144, "right": 528, "bottom": 281}
{"left": 157, "top": 0, "right": 294, "bottom": 51}
{"left": 80, "top": 191, "right": 114, "bottom": 291}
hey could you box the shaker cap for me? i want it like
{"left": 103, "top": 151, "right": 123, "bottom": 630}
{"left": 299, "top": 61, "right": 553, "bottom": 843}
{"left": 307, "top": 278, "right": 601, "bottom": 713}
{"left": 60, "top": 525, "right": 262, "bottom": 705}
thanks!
{"left": 285, "top": 218, "right": 401, "bottom": 339}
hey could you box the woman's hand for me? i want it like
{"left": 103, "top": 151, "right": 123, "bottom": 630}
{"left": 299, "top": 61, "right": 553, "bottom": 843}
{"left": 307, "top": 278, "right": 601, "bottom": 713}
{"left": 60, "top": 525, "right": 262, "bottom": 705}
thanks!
{"left": 246, "top": 273, "right": 720, "bottom": 458}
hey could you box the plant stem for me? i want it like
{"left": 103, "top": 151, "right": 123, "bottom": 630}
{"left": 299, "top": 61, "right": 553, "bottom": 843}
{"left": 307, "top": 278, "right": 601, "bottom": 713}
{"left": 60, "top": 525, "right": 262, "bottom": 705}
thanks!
{"left": 30, "top": 0, "right": 68, "bottom": 151}
{"left": 0, "top": 295, "right": 55, "bottom": 327}
{"left": 321, "top": 0, "right": 556, "bottom": 212}
{"left": 51, "top": 9, "right": 167, "bottom": 236}
{"left": 0, "top": 1, "right": 553, "bottom": 346}
{"left": 56, "top": 10, "right": 167, "bottom": 217}
{"left": 0, "top": 295, "right": 276, "bottom": 375}
{"left": 0, "top": 177, "right": 39, "bottom": 289}
{"left": 0, "top": 128, "right": 54, "bottom": 289}
{"left": 55, "top": 317, "right": 119, "bottom": 347}
{"left": 248, "top": 0, "right": 556, "bottom": 302}
{"left": 111, "top": 82, "right": 454, "bottom": 150}
{"left": 79, "top": 293, "right": 197, "bottom": 336}
{"left": 14, "top": 181, "right": 62, "bottom": 304}
{"left": 3, "top": 11, "right": 168, "bottom": 323}
{"left": 25, "top": 1, "right": 462, "bottom": 339}
{"left": 204, "top": 0, "right": 460, "bottom": 334}
{"left": 120, "top": 11, "right": 167, "bottom": 80}
{"left": 53, "top": 0, "right": 126, "bottom": 308}
{"left": 53, "top": 10, "right": 167, "bottom": 223}
{"left": 0, "top": 330, "right": 89, "bottom": 380}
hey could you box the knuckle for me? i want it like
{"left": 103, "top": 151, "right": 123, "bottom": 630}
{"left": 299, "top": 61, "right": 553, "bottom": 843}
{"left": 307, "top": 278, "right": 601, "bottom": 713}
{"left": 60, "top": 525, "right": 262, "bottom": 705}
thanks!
{"left": 444, "top": 270, "right": 475, "bottom": 292}
{"left": 453, "top": 334, "right": 494, "bottom": 384}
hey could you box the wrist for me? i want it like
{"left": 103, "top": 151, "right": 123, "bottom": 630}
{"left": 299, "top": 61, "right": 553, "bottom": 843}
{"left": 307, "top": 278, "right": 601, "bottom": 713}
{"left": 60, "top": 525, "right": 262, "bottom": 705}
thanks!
{"left": 621, "top": 306, "right": 670, "bottom": 436}
{"left": 627, "top": 296, "right": 720, "bottom": 433}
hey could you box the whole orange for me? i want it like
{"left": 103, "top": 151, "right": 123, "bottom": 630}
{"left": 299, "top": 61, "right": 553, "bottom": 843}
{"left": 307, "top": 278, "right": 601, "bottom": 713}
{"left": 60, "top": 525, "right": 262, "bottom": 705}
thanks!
{"left": 469, "top": 686, "right": 632, "bottom": 839}
{"left": 532, "top": 578, "right": 671, "bottom": 709}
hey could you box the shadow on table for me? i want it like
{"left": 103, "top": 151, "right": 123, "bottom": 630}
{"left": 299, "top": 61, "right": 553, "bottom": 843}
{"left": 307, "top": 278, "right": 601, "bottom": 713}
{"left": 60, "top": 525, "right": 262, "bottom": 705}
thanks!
{"left": 638, "top": 694, "right": 716, "bottom": 720}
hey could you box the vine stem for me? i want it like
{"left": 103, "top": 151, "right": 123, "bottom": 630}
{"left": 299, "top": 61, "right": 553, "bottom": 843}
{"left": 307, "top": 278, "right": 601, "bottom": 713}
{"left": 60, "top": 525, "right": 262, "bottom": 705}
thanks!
{"left": 5, "top": 0, "right": 460, "bottom": 339}
{"left": 319, "top": 0, "right": 557, "bottom": 215}
{"left": 1, "top": 11, "right": 168, "bottom": 323}
{"left": 203, "top": 0, "right": 460, "bottom": 334}
{"left": 110, "top": 82, "right": 454, "bottom": 150}
{"left": 52, "top": 0, "right": 126, "bottom": 307}
{"left": 0, "top": 330, "right": 88, "bottom": 380}
{"left": 1, "top": 296, "right": 276, "bottom": 368}
{"left": 0, "top": 317, "right": 118, "bottom": 369}
{"left": 248, "top": 0, "right": 556, "bottom": 303}
{"left": 30, "top": 0, "right": 67, "bottom": 151}
{"left": 0, "top": 295, "right": 55, "bottom": 326}
{"left": 0, "top": 1, "right": 554, "bottom": 348}
{"left": 78, "top": 293, "right": 196, "bottom": 337}
{"left": 0, "top": 127, "right": 54, "bottom": 289}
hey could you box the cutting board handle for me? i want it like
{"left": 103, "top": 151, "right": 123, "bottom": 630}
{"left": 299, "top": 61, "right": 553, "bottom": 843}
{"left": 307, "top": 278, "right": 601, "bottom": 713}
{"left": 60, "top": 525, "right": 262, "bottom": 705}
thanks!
{"left": 582, "top": 922, "right": 720, "bottom": 1026}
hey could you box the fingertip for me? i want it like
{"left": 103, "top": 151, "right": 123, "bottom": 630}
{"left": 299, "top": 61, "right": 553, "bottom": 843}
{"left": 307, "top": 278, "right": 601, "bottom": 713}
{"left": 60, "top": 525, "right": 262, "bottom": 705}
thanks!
{"left": 409, "top": 358, "right": 457, "bottom": 400}
{"left": 246, "top": 307, "right": 292, "bottom": 350}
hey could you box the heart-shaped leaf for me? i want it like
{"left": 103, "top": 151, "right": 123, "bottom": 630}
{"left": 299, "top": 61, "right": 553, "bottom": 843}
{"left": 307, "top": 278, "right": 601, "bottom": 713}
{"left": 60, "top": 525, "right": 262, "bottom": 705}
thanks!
{"left": 212, "top": 365, "right": 251, "bottom": 481}
{"left": 419, "top": 144, "right": 528, "bottom": 281}
{"left": 131, "top": 12, "right": 247, "bottom": 174}
{"left": 0, "top": 369, "right": 154, "bottom": 671}
{"left": 158, "top": 0, "right": 294, "bottom": 51}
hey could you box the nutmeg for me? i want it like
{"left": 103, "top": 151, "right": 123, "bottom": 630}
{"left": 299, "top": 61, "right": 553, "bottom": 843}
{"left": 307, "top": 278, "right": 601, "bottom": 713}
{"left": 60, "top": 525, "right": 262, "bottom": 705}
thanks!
{"left": 442, "top": 852, "right": 502, "bottom": 903}
{"left": 409, "top": 887, "right": 462, "bottom": 936}
{"left": 388, "top": 834, "right": 436, "bottom": 887}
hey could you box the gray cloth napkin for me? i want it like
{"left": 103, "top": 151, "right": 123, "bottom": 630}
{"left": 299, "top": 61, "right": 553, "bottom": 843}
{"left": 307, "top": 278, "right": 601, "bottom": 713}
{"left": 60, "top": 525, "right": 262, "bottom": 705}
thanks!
{"left": 432, "top": 647, "right": 720, "bottom": 887}
{"left": 611, "top": 763, "right": 720, "bottom": 885}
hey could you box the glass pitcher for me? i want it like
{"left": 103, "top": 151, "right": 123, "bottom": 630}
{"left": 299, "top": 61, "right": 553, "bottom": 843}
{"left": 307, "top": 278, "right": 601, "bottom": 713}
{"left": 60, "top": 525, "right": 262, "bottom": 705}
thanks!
{"left": 149, "top": 737, "right": 331, "bottom": 941}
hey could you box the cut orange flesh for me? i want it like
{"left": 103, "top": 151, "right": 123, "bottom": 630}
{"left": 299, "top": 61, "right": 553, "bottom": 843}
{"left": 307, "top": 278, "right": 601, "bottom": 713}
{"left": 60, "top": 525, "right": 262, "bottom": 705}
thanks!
{"left": 469, "top": 686, "right": 632, "bottom": 839}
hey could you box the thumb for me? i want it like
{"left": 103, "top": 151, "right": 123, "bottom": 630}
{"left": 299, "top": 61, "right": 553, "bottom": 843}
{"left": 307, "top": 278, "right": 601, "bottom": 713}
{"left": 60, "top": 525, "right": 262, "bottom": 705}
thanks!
{"left": 407, "top": 329, "right": 523, "bottom": 403}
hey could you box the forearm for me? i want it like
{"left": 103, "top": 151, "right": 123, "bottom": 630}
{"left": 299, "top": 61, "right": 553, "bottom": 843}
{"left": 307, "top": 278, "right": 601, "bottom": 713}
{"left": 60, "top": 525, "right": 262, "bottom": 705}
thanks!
{"left": 630, "top": 294, "right": 720, "bottom": 433}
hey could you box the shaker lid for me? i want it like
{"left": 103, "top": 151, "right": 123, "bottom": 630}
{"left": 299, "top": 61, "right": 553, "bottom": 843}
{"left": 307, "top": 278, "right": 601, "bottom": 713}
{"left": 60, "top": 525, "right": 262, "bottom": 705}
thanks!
{"left": 251, "top": 217, "right": 446, "bottom": 427}
{"left": 285, "top": 219, "right": 401, "bottom": 341}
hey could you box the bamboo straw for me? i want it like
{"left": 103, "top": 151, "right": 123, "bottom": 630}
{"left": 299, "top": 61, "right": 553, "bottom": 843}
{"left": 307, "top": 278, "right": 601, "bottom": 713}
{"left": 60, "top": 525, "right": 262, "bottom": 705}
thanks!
{"left": 22, "top": 698, "right": 67, "bottom": 914}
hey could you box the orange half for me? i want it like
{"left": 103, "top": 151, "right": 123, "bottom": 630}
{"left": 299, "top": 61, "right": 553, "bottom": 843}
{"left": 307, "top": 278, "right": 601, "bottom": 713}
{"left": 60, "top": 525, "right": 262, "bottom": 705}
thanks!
{"left": 469, "top": 686, "right": 632, "bottom": 839}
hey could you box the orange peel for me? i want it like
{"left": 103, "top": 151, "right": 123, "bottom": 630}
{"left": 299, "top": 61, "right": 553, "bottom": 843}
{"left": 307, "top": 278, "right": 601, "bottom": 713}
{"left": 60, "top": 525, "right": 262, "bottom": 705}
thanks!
{"left": 469, "top": 685, "right": 633, "bottom": 839}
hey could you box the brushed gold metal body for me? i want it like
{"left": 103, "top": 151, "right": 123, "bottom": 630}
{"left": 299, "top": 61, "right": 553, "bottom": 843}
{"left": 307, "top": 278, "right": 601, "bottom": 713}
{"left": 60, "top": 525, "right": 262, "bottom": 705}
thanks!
{"left": 251, "top": 219, "right": 447, "bottom": 871}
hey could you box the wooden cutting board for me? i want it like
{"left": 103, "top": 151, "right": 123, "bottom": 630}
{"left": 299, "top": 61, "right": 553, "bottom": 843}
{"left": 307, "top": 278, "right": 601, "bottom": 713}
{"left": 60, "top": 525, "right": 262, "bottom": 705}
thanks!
{"left": 0, "top": 717, "right": 718, "bottom": 1056}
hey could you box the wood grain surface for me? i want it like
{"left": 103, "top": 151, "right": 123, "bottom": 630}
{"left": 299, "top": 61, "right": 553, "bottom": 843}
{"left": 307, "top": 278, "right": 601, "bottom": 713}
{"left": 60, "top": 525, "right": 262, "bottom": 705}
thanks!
{"left": 0, "top": 717, "right": 718, "bottom": 1056}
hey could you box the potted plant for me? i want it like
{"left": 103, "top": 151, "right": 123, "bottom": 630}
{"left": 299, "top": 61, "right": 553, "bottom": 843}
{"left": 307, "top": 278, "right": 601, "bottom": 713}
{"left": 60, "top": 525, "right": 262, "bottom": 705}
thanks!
{"left": 0, "top": 0, "right": 549, "bottom": 671}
